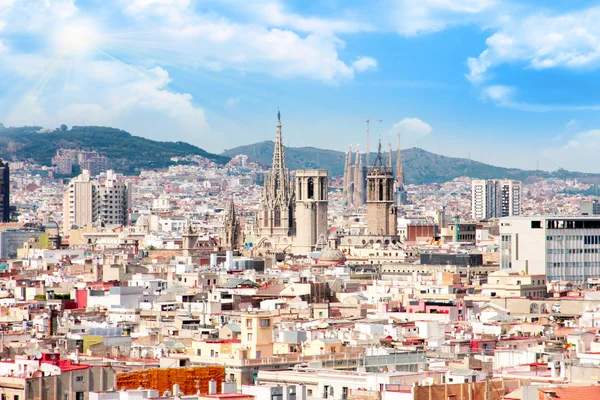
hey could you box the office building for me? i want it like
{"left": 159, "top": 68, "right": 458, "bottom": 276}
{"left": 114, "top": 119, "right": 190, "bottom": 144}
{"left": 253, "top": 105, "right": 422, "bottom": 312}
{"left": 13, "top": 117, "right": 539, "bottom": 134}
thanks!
{"left": 581, "top": 201, "right": 600, "bottom": 216}
{"left": 0, "top": 159, "right": 8, "bottom": 222}
{"left": 472, "top": 179, "right": 521, "bottom": 219}
{"left": 500, "top": 216, "right": 600, "bottom": 283}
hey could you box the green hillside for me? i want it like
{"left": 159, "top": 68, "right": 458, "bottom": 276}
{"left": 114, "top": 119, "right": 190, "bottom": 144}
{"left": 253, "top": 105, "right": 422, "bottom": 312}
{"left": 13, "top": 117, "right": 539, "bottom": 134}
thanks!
{"left": 222, "top": 141, "right": 600, "bottom": 184}
{"left": 0, "top": 125, "right": 229, "bottom": 175}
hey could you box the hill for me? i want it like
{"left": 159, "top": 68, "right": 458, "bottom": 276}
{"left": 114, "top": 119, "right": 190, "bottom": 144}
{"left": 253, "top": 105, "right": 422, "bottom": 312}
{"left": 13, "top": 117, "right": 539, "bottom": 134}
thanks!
{"left": 222, "top": 141, "right": 600, "bottom": 184}
{"left": 0, "top": 125, "right": 229, "bottom": 175}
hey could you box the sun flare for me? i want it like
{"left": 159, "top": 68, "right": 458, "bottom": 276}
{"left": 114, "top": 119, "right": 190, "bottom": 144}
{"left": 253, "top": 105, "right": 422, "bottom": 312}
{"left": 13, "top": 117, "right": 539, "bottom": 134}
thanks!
{"left": 53, "top": 20, "right": 102, "bottom": 55}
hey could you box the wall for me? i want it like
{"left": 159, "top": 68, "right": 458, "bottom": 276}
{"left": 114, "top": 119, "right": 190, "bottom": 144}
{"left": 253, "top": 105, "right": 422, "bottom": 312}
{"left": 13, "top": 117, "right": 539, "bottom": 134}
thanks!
{"left": 116, "top": 366, "right": 225, "bottom": 396}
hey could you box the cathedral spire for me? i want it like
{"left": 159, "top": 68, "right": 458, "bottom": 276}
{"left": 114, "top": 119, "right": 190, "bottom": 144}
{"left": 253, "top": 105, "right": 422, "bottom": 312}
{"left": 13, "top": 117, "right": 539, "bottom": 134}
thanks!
{"left": 353, "top": 145, "right": 364, "bottom": 206}
{"left": 373, "top": 139, "right": 383, "bottom": 168}
{"left": 272, "top": 109, "right": 287, "bottom": 187}
{"left": 396, "top": 131, "right": 403, "bottom": 188}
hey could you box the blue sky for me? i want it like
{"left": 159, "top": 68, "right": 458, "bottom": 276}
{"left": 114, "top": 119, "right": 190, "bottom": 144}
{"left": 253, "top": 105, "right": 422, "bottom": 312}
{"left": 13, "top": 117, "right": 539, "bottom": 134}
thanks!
{"left": 1, "top": 1, "right": 600, "bottom": 172}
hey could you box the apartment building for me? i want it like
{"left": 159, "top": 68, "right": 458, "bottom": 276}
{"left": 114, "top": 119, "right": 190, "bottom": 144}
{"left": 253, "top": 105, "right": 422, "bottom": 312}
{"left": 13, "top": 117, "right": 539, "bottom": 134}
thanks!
{"left": 472, "top": 179, "right": 521, "bottom": 220}
{"left": 63, "top": 170, "right": 130, "bottom": 236}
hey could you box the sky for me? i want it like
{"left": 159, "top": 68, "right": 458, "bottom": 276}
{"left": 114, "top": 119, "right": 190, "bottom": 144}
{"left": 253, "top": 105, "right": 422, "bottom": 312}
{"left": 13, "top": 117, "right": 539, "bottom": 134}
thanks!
{"left": 1, "top": 1, "right": 600, "bottom": 172}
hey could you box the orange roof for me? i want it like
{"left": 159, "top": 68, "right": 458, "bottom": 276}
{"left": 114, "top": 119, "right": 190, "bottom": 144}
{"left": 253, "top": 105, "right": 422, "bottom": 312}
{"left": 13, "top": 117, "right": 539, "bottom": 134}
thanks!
{"left": 539, "top": 386, "right": 600, "bottom": 399}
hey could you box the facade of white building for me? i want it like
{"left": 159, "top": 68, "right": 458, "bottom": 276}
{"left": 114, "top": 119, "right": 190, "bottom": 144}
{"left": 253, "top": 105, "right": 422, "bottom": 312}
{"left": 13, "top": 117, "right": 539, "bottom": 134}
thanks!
{"left": 500, "top": 216, "right": 600, "bottom": 283}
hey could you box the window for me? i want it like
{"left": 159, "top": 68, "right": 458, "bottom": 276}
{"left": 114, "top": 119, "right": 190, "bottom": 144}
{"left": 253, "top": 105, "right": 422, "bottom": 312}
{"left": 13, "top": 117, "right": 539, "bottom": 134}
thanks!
{"left": 75, "top": 376, "right": 84, "bottom": 382}
{"left": 229, "top": 374, "right": 235, "bottom": 381}
{"left": 274, "top": 206, "right": 281, "bottom": 227}
{"left": 260, "top": 318, "right": 270, "bottom": 328}
{"left": 531, "top": 221, "right": 542, "bottom": 229}
{"left": 246, "top": 319, "right": 252, "bottom": 328}
{"left": 247, "top": 333, "right": 253, "bottom": 341}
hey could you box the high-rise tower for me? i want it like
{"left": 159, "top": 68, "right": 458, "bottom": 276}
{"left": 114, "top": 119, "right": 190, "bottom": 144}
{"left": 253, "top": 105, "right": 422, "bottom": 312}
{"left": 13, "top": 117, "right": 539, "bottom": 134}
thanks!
{"left": 256, "top": 111, "right": 295, "bottom": 251}
{"left": 0, "top": 160, "right": 9, "bottom": 223}
{"left": 294, "top": 169, "right": 328, "bottom": 254}
{"left": 366, "top": 141, "right": 397, "bottom": 235}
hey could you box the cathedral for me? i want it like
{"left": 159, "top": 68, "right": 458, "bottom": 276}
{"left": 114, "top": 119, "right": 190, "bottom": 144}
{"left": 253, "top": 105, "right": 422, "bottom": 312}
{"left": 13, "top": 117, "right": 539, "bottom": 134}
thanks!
{"left": 252, "top": 112, "right": 329, "bottom": 255}
{"left": 251, "top": 112, "right": 408, "bottom": 256}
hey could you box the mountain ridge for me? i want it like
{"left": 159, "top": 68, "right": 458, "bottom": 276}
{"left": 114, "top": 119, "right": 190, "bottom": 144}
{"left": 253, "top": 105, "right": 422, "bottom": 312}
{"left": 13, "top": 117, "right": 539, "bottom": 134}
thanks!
{"left": 0, "top": 125, "right": 229, "bottom": 175}
{"left": 222, "top": 141, "right": 600, "bottom": 184}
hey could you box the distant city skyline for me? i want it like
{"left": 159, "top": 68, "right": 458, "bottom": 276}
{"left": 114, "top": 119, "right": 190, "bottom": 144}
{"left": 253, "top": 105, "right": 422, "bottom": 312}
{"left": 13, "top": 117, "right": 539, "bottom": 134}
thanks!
{"left": 2, "top": 1, "right": 600, "bottom": 172}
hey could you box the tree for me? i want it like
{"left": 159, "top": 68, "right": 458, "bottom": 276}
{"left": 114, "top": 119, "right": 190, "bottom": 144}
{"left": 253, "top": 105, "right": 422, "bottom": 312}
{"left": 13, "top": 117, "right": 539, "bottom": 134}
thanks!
{"left": 60, "top": 124, "right": 68, "bottom": 132}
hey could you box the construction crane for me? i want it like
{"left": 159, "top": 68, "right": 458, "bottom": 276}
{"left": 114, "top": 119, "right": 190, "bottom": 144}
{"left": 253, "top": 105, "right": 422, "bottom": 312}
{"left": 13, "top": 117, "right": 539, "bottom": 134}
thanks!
{"left": 365, "top": 119, "right": 382, "bottom": 167}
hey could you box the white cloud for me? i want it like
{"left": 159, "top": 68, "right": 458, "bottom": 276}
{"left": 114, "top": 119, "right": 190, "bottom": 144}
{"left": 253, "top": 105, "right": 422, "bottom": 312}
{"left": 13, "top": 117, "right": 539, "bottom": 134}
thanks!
{"left": 225, "top": 97, "right": 240, "bottom": 109}
{"left": 481, "top": 84, "right": 515, "bottom": 104}
{"left": 0, "top": 0, "right": 77, "bottom": 34}
{"left": 480, "top": 84, "right": 600, "bottom": 112}
{"left": 391, "top": 0, "right": 496, "bottom": 36}
{"left": 115, "top": 0, "right": 376, "bottom": 83}
{"left": 541, "top": 129, "right": 600, "bottom": 172}
{"left": 352, "top": 57, "right": 377, "bottom": 72}
{"left": 1, "top": 55, "right": 213, "bottom": 148}
{"left": 467, "top": 6, "right": 600, "bottom": 83}
{"left": 224, "top": 0, "right": 371, "bottom": 35}
{"left": 566, "top": 119, "right": 578, "bottom": 130}
{"left": 391, "top": 118, "right": 433, "bottom": 138}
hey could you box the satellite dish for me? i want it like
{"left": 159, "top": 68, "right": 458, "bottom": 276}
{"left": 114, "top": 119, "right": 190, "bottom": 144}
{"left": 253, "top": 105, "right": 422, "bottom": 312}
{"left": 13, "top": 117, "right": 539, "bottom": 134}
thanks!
{"left": 35, "top": 353, "right": 42, "bottom": 360}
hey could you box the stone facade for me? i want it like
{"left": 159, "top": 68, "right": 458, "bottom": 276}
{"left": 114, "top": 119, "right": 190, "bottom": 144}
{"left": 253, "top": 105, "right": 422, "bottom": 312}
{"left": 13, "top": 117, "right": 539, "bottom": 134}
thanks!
{"left": 255, "top": 112, "right": 296, "bottom": 253}
{"left": 294, "top": 169, "right": 328, "bottom": 254}
{"left": 222, "top": 199, "right": 242, "bottom": 251}
{"left": 366, "top": 143, "right": 397, "bottom": 236}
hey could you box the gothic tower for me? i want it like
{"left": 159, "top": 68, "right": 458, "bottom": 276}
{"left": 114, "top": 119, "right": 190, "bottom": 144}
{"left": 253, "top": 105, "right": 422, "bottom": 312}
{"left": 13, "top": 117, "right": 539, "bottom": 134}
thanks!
{"left": 343, "top": 145, "right": 354, "bottom": 206}
{"left": 395, "top": 131, "right": 406, "bottom": 205}
{"left": 294, "top": 170, "right": 328, "bottom": 254}
{"left": 366, "top": 141, "right": 397, "bottom": 235}
{"left": 256, "top": 111, "right": 295, "bottom": 250}
{"left": 353, "top": 146, "right": 365, "bottom": 206}
{"left": 222, "top": 198, "right": 242, "bottom": 251}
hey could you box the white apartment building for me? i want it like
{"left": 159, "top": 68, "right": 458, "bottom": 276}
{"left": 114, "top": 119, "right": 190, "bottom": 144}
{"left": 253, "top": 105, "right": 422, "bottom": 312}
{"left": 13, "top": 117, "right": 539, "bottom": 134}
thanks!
{"left": 63, "top": 170, "right": 131, "bottom": 236}
{"left": 63, "top": 170, "right": 96, "bottom": 233}
{"left": 96, "top": 170, "right": 130, "bottom": 226}
{"left": 472, "top": 179, "right": 521, "bottom": 219}
{"left": 500, "top": 216, "right": 600, "bottom": 283}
